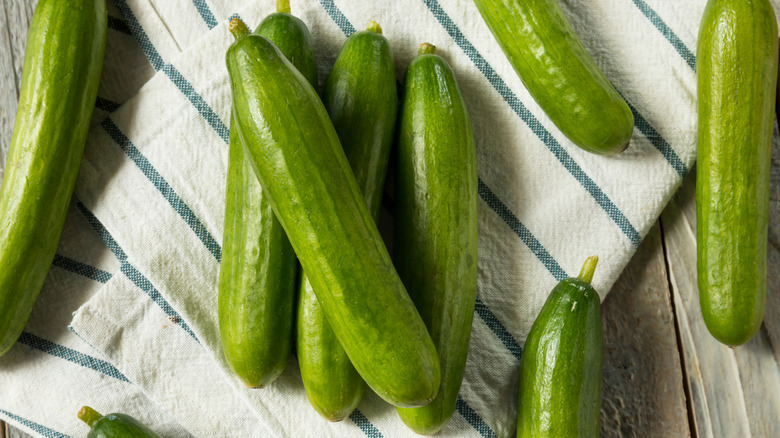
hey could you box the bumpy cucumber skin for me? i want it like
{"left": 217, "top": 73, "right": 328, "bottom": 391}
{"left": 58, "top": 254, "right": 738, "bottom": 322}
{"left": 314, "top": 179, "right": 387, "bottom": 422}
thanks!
{"left": 394, "top": 52, "right": 478, "bottom": 435}
{"left": 227, "top": 33, "right": 440, "bottom": 408}
{"left": 218, "top": 115, "right": 300, "bottom": 387}
{"left": 516, "top": 278, "right": 603, "bottom": 438}
{"left": 297, "top": 29, "right": 397, "bottom": 420}
{"left": 218, "top": 10, "right": 317, "bottom": 388}
{"left": 0, "top": 0, "right": 106, "bottom": 357}
{"left": 87, "top": 414, "right": 163, "bottom": 438}
{"left": 472, "top": 0, "right": 634, "bottom": 155}
{"left": 696, "top": 0, "right": 778, "bottom": 346}
{"left": 255, "top": 12, "right": 318, "bottom": 89}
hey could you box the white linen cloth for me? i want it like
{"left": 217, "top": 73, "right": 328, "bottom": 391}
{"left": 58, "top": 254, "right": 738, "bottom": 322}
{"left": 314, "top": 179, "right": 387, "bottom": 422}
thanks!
{"left": 2, "top": 0, "right": 778, "bottom": 437}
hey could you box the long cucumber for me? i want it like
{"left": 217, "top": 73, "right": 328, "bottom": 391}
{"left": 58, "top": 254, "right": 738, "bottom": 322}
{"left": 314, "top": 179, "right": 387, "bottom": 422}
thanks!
{"left": 0, "top": 0, "right": 106, "bottom": 357}
{"left": 472, "top": 0, "right": 634, "bottom": 155}
{"left": 516, "top": 257, "right": 603, "bottom": 437}
{"left": 218, "top": 0, "right": 315, "bottom": 387}
{"left": 394, "top": 43, "right": 478, "bottom": 435}
{"left": 297, "top": 21, "right": 397, "bottom": 421}
{"left": 696, "top": 0, "right": 778, "bottom": 346}
{"left": 226, "top": 19, "right": 440, "bottom": 408}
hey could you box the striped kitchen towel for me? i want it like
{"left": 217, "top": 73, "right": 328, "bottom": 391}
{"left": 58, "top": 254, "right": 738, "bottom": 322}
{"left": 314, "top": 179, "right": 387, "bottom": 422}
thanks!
{"left": 3, "top": 0, "right": 779, "bottom": 437}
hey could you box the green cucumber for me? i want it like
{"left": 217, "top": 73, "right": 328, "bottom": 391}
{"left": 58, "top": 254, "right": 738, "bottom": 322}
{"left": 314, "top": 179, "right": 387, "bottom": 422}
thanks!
{"left": 472, "top": 0, "right": 634, "bottom": 155}
{"left": 516, "top": 256, "right": 603, "bottom": 438}
{"left": 394, "top": 43, "right": 478, "bottom": 435}
{"left": 296, "top": 21, "right": 397, "bottom": 421}
{"left": 78, "top": 406, "right": 163, "bottom": 438}
{"left": 696, "top": 0, "right": 778, "bottom": 346}
{"left": 0, "top": 0, "right": 106, "bottom": 357}
{"left": 218, "top": 0, "right": 315, "bottom": 387}
{"left": 226, "top": 18, "right": 440, "bottom": 408}
{"left": 255, "top": 0, "right": 318, "bottom": 88}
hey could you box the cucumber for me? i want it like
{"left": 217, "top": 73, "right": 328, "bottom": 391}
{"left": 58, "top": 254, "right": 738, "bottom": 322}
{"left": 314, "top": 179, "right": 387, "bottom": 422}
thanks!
{"left": 226, "top": 18, "right": 440, "bottom": 408}
{"left": 255, "top": 0, "right": 318, "bottom": 89}
{"left": 516, "top": 256, "right": 603, "bottom": 438}
{"left": 218, "top": 0, "right": 315, "bottom": 387}
{"left": 297, "top": 21, "right": 397, "bottom": 421}
{"left": 394, "top": 43, "right": 478, "bottom": 435}
{"left": 472, "top": 0, "right": 634, "bottom": 155}
{"left": 78, "top": 406, "right": 163, "bottom": 438}
{"left": 696, "top": 0, "right": 778, "bottom": 346}
{"left": 0, "top": 0, "right": 106, "bottom": 357}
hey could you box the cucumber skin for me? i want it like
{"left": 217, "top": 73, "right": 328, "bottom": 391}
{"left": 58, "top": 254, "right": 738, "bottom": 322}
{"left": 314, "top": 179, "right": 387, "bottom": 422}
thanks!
{"left": 227, "top": 34, "right": 441, "bottom": 408}
{"left": 472, "top": 0, "right": 634, "bottom": 155}
{"left": 297, "top": 29, "right": 397, "bottom": 420}
{"left": 394, "top": 53, "right": 478, "bottom": 435}
{"left": 516, "top": 278, "right": 603, "bottom": 438}
{"left": 87, "top": 414, "right": 163, "bottom": 438}
{"left": 0, "top": 0, "right": 106, "bottom": 357}
{"left": 696, "top": 0, "right": 778, "bottom": 346}
{"left": 218, "top": 10, "right": 317, "bottom": 388}
{"left": 255, "top": 12, "right": 318, "bottom": 89}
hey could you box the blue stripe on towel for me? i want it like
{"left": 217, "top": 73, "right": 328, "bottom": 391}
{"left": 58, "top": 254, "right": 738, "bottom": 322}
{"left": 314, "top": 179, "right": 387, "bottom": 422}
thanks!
{"left": 191, "top": 0, "right": 218, "bottom": 29}
{"left": 100, "top": 118, "right": 222, "bottom": 262}
{"left": 421, "top": 0, "right": 644, "bottom": 248}
{"left": 16, "top": 332, "right": 130, "bottom": 382}
{"left": 630, "top": 0, "right": 697, "bottom": 70}
{"left": 51, "top": 254, "right": 113, "bottom": 284}
{"left": 474, "top": 295, "right": 523, "bottom": 361}
{"left": 0, "top": 410, "right": 71, "bottom": 438}
{"left": 75, "top": 201, "right": 199, "bottom": 342}
{"left": 95, "top": 96, "right": 121, "bottom": 113}
{"left": 348, "top": 411, "right": 384, "bottom": 438}
{"left": 456, "top": 396, "right": 497, "bottom": 438}
{"left": 107, "top": 15, "right": 132, "bottom": 36}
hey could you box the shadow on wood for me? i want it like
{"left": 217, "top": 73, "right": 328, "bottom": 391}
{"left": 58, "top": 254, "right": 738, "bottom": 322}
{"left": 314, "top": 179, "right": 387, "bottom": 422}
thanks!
{"left": 600, "top": 221, "right": 690, "bottom": 437}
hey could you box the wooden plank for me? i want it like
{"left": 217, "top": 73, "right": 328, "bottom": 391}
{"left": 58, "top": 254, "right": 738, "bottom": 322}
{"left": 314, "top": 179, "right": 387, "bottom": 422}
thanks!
{"left": 765, "top": 95, "right": 780, "bottom": 366}
{"left": 600, "top": 221, "right": 691, "bottom": 437}
{"left": 4, "top": 0, "right": 35, "bottom": 93}
{"left": 0, "top": 1, "right": 18, "bottom": 179}
{"left": 0, "top": 0, "right": 35, "bottom": 180}
{"left": 661, "top": 170, "right": 780, "bottom": 438}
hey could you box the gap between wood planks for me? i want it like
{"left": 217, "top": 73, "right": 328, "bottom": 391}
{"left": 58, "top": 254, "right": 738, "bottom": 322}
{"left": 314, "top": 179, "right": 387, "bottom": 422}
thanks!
{"left": 659, "top": 217, "right": 699, "bottom": 438}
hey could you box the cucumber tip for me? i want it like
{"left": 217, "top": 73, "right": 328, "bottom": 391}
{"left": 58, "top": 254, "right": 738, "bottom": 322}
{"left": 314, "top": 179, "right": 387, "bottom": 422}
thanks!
{"left": 418, "top": 42, "right": 436, "bottom": 56}
{"left": 367, "top": 21, "right": 383, "bottom": 34}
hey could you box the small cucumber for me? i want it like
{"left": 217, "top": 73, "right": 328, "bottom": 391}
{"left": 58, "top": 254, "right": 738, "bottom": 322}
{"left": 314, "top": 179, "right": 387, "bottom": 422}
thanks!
{"left": 394, "top": 43, "right": 478, "bottom": 435}
{"left": 297, "top": 21, "right": 397, "bottom": 421}
{"left": 226, "top": 18, "right": 440, "bottom": 408}
{"left": 78, "top": 406, "right": 163, "bottom": 438}
{"left": 516, "top": 256, "right": 603, "bottom": 438}
{"left": 696, "top": 0, "right": 778, "bottom": 346}
{"left": 255, "top": 0, "right": 318, "bottom": 88}
{"left": 218, "top": 0, "right": 315, "bottom": 387}
{"left": 0, "top": 0, "right": 106, "bottom": 357}
{"left": 472, "top": 0, "right": 634, "bottom": 155}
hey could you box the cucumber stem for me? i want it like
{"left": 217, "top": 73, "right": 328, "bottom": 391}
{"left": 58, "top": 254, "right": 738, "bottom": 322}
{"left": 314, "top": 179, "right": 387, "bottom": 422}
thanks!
{"left": 77, "top": 406, "right": 102, "bottom": 427}
{"left": 277, "top": 0, "right": 291, "bottom": 14}
{"left": 367, "top": 21, "right": 383, "bottom": 34}
{"left": 418, "top": 42, "right": 436, "bottom": 56}
{"left": 577, "top": 255, "right": 599, "bottom": 284}
{"left": 229, "top": 18, "right": 251, "bottom": 41}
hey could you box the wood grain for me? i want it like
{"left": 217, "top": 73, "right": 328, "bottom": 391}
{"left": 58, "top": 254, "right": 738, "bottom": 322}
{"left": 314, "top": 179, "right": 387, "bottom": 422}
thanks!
{"left": 600, "top": 222, "right": 691, "bottom": 437}
{"left": 661, "top": 170, "right": 780, "bottom": 438}
{"left": 0, "top": 0, "right": 36, "bottom": 180}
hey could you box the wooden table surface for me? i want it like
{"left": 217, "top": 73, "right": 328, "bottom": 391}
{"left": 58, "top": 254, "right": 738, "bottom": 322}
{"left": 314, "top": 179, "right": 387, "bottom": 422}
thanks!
{"left": 2, "top": 1, "right": 780, "bottom": 437}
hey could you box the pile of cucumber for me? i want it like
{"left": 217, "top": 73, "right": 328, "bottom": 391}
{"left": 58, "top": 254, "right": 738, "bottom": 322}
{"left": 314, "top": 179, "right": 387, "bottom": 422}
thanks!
{"left": 1, "top": 0, "right": 777, "bottom": 436}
